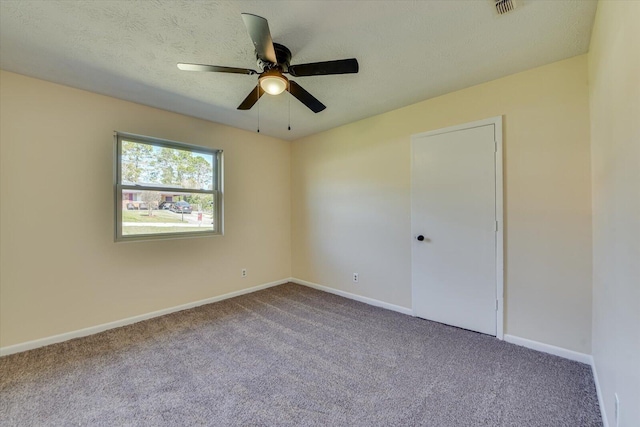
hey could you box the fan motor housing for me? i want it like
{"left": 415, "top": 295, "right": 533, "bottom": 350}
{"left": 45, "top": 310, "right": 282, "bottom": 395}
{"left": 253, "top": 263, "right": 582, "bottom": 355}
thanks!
{"left": 274, "top": 44, "right": 292, "bottom": 66}
{"left": 257, "top": 43, "right": 292, "bottom": 72}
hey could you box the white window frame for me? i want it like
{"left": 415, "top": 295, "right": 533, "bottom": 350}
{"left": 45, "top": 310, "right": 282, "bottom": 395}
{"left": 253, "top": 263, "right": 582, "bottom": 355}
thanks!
{"left": 114, "top": 132, "right": 224, "bottom": 242}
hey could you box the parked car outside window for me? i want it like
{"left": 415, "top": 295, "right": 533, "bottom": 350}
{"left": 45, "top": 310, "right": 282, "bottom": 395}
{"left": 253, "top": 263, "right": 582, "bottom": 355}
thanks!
{"left": 170, "top": 201, "right": 192, "bottom": 214}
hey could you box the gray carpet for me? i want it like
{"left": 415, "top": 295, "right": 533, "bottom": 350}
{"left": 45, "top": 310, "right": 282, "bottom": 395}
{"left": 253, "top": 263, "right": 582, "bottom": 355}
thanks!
{"left": 0, "top": 283, "right": 601, "bottom": 426}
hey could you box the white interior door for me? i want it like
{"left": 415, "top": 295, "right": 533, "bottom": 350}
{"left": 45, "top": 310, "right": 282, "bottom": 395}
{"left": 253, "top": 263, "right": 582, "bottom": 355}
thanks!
{"left": 411, "top": 119, "right": 502, "bottom": 336}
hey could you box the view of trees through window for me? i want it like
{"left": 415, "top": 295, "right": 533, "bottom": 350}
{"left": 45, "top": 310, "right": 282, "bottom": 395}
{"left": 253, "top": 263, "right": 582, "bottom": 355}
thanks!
{"left": 116, "top": 136, "right": 221, "bottom": 240}
{"left": 121, "top": 141, "right": 214, "bottom": 190}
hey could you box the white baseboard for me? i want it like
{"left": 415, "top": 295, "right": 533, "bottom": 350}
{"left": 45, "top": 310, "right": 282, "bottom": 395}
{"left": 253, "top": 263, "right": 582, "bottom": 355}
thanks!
{"left": 291, "top": 278, "right": 413, "bottom": 316}
{"left": 0, "top": 278, "right": 290, "bottom": 357}
{"left": 591, "top": 357, "right": 609, "bottom": 427}
{"left": 503, "top": 334, "right": 592, "bottom": 365}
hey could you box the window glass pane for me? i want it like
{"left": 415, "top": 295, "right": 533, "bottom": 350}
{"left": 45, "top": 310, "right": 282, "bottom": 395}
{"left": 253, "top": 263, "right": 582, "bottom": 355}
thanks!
{"left": 120, "top": 140, "right": 215, "bottom": 190}
{"left": 121, "top": 191, "right": 215, "bottom": 237}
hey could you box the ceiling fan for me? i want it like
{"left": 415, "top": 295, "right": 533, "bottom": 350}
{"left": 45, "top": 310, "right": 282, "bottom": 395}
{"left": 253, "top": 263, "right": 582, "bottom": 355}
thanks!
{"left": 177, "top": 13, "right": 359, "bottom": 113}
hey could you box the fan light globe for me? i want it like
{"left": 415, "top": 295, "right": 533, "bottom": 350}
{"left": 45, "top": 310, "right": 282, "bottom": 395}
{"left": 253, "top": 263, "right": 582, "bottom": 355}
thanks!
{"left": 259, "top": 73, "right": 287, "bottom": 95}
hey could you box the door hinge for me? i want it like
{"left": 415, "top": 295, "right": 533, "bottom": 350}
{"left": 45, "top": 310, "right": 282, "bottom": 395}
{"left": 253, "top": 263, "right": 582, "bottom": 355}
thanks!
{"left": 495, "top": 221, "right": 499, "bottom": 232}
{"left": 494, "top": 140, "right": 497, "bottom": 153}
{"left": 496, "top": 300, "right": 499, "bottom": 311}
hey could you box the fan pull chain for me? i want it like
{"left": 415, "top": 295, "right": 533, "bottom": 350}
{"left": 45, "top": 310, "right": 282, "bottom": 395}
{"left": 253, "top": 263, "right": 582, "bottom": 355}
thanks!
{"left": 256, "top": 84, "right": 260, "bottom": 133}
{"left": 288, "top": 89, "right": 291, "bottom": 131}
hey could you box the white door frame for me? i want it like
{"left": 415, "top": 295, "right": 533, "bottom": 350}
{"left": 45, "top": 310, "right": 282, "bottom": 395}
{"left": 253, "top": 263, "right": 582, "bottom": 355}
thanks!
{"left": 410, "top": 116, "right": 504, "bottom": 340}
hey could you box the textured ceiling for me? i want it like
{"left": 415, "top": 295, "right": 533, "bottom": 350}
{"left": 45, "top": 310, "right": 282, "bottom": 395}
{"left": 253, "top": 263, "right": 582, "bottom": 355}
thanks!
{"left": 0, "top": 0, "right": 597, "bottom": 140}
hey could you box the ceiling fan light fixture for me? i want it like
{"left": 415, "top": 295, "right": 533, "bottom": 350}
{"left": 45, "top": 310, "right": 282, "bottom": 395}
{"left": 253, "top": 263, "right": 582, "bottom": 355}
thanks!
{"left": 178, "top": 14, "right": 356, "bottom": 112}
{"left": 259, "top": 71, "right": 288, "bottom": 95}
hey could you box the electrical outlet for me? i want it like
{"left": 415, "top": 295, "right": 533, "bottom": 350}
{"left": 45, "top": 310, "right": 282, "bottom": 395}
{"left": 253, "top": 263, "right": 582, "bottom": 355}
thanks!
{"left": 353, "top": 273, "right": 359, "bottom": 283}
{"left": 241, "top": 268, "right": 247, "bottom": 278}
{"left": 614, "top": 393, "right": 619, "bottom": 427}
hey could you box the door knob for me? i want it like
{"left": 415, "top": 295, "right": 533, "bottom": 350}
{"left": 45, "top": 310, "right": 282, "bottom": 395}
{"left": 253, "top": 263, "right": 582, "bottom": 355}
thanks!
{"left": 416, "top": 235, "right": 425, "bottom": 241}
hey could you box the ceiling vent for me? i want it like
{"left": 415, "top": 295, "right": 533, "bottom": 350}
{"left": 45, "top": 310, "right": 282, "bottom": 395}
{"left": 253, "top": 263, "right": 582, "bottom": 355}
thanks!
{"left": 495, "top": 0, "right": 518, "bottom": 15}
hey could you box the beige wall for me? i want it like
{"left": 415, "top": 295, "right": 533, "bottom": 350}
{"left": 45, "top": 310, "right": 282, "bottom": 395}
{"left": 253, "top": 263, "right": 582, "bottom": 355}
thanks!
{"left": 0, "top": 71, "right": 291, "bottom": 348}
{"left": 588, "top": 1, "right": 640, "bottom": 426}
{"left": 0, "top": 54, "right": 599, "bottom": 358}
{"left": 292, "top": 55, "right": 593, "bottom": 354}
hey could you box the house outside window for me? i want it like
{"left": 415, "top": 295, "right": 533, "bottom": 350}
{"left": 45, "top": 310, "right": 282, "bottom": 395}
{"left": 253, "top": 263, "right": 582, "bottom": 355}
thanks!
{"left": 114, "top": 132, "right": 223, "bottom": 241}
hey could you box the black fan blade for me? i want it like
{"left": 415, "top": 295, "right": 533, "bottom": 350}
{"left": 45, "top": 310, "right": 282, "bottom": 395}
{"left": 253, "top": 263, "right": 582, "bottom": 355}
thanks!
{"left": 288, "top": 81, "right": 326, "bottom": 113}
{"left": 288, "top": 58, "right": 359, "bottom": 77}
{"left": 241, "top": 13, "right": 277, "bottom": 64}
{"left": 178, "top": 63, "right": 257, "bottom": 75}
{"left": 237, "top": 85, "right": 265, "bottom": 110}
